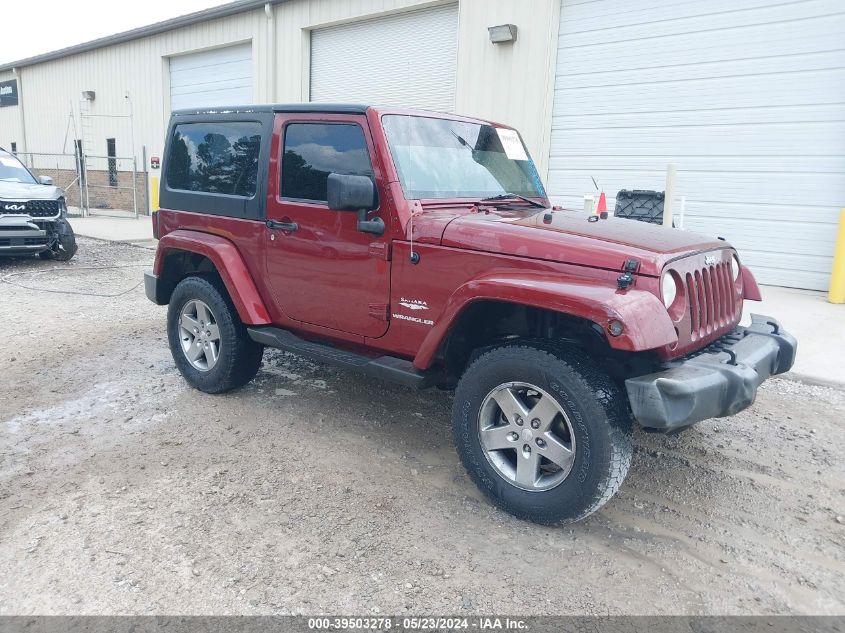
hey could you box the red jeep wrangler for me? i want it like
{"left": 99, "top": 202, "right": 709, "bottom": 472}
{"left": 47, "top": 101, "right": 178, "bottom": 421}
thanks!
{"left": 145, "top": 104, "right": 796, "bottom": 524}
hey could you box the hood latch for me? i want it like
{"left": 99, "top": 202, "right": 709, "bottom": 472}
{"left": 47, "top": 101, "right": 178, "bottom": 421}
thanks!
{"left": 617, "top": 259, "right": 640, "bottom": 290}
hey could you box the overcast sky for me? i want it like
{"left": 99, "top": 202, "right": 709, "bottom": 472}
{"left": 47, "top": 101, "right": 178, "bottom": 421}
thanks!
{"left": 2, "top": 0, "right": 231, "bottom": 65}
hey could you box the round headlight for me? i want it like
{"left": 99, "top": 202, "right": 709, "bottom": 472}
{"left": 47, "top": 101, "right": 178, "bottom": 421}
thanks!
{"left": 661, "top": 273, "right": 677, "bottom": 308}
{"left": 731, "top": 255, "right": 740, "bottom": 281}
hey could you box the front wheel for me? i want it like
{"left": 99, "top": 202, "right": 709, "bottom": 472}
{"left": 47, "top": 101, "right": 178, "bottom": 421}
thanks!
{"left": 39, "top": 218, "right": 77, "bottom": 261}
{"left": 167, "top": 275, "right": 264, "bottom": 393}
{"left": 452, "top": 341, "right": 633, "bottom": 524}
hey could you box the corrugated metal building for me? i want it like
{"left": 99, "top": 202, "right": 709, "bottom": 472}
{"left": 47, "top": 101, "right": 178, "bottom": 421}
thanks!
{"left": 1, "top": 0, "right": 843, "bottom": 290}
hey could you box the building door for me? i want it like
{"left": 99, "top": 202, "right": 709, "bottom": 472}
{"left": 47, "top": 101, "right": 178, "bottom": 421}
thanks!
{"left": 264, "top": 114, "right": 391, "bottom": 338}
{"left": 169, "top": 43, "right": 252, "bottom": 111}
{"left": 309, "top": 4, "right": 458, "bottom": 112}
{"left": 547, "top": 0, "right": 845, "bottom": 291}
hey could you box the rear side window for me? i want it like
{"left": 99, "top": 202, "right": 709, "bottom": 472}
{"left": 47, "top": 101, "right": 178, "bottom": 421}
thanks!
{"left": 166, "top": 121, "right": 261, "bottom": 197}
{"left": 281, "top": 123, "right": 373, "bottom": 202}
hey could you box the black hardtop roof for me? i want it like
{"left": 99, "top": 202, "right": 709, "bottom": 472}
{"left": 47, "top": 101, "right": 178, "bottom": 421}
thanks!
{"left": 168, "top": 104, "right": 503, "bottom": 129}
{"left": 171, "top": 103, "right": 370, "bottom": 116}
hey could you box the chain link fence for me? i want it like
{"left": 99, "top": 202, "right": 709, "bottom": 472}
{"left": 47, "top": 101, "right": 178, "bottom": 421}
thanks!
{"left": 16, "top": 152, "right": 84, "bottom": 216}
{"left": 15, "top": 151, "right": 144, "bottom": 218}
{"left": 82, "top": 154, "right": 141, "bottom": 218}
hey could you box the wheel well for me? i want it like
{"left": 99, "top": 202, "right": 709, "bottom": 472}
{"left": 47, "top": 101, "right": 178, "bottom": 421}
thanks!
{"left": 158, "top": 249, "right": 221, "bottom": 304}
{"left": 439, "top": 300, "right": 656, "bottom": 387}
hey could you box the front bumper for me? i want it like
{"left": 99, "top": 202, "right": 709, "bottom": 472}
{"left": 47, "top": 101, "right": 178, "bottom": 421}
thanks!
{"left": 625, "top": 314, "right": 797, "bottom": 431}
{"left": 0, "top": 214, "right": 48, "bottom": 254}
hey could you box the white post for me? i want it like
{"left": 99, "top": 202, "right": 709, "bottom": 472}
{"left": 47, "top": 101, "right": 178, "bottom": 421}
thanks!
{"left": 663, "top": 163, "right": 676, "bottom": 227}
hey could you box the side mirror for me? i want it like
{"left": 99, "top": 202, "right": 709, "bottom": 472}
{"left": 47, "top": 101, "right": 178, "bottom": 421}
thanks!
{"left": 326, "top": 173, "right": 383, "bottom": 236}
{"left": 38, "top": 175, "right": 54, "bottom": 186}
{"left": 327, "top": 173, "right": 377, "bottom": 211}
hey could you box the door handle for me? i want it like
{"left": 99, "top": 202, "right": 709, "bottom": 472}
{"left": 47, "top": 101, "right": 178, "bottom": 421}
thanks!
{"left": 266, "top": 219, "right": 299, "bottom": 232}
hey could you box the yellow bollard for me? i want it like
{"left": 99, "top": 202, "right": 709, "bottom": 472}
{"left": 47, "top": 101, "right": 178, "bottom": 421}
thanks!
{"left": 830, "top": 208, "right": 845, "bottom": 304}
{"left": 149, "top": 175, "right": 160, "bottom": 213}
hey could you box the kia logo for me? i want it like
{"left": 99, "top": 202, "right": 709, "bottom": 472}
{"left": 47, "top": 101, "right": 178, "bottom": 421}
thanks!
{"left": 3, "top": 204, "right": 25, "bottom": 211}
{"left": 704, "top": 255, "right": 717, "bottom": 266}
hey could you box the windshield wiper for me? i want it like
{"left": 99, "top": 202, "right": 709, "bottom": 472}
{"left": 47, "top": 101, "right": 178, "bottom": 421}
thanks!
{"left": 480, "top": 193, "right": 546, "bottom": 209}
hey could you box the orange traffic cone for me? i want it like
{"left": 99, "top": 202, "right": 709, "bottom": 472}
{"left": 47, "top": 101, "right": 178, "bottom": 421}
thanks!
{"left": 596, "top": 191, "right": 607, "bottom": 214}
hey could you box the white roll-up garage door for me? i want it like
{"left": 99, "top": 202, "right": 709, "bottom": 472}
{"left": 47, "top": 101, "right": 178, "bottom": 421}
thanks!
{"left": 310, "top": 4, "right": 458, "bottom": 112}
{"left": 548, "top": 0, "right": 845, "bottom": 290}
{"left": 170, "top": 43, "right": 253, "bottom": 111}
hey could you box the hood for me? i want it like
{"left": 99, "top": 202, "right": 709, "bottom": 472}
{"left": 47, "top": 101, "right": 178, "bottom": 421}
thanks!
{"left": 434, "top": 206, "right": 728, "bottom": 276}
{"left": 0, "top": 181, "right": 63, "bottom": 201}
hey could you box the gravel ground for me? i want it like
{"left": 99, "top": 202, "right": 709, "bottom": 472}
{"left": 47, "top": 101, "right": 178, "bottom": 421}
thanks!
{"left": 1, "top": 238, "right": 843, "bottom": 616}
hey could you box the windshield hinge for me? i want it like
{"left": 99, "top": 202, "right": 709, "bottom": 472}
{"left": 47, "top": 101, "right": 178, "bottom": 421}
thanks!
{"left": 369, "top": 242, "right": 391, "bottom": 261}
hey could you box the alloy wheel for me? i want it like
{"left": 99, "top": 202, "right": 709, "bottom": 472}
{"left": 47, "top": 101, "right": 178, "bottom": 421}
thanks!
{"left": 478, "top": 382, "right": 576, "bottom": 491}
{"left": 178, "top": 299, "right": 221, "bottom": 371}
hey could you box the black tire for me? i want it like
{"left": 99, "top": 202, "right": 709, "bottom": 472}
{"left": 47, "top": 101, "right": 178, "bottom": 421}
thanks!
{"left": 452, "top": 341, "right": 633, "bottom": 525}
{"left": 167, "top": 275, "right": 264, "bottom": 393}
{"left": 39, "top": 219, "right": 78, "bottom": 262}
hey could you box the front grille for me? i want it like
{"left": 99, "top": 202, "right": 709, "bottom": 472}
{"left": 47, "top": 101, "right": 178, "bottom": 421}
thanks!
{"left": 0, "top": 237, "right": 47, "bottom": 247}
{"left": 684, "top": 261, "right": 737, "bottom": 340}
{"left": 0, "top": 199, "right": 60, "bottom": 218}
{"left": 659, "top": 249, "right": 743, "bottom": 360}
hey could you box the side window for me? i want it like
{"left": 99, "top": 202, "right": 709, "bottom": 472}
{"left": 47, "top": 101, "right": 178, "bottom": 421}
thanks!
{"left": 281, "top": 123, "right": 373, "bottom": 202}
{"left": 106, "top": 138, "right": 117, "bottom": 187}
{"left": 166, "top": 121, "right": 261, "bottom": 197}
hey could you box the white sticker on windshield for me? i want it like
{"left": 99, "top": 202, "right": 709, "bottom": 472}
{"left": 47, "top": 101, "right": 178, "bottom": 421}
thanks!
{"left": 496, "top": 128, "right": 528, "bottom": 161}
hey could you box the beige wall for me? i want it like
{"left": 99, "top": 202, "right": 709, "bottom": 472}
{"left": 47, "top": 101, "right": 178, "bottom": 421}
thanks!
{"left": 455, "top": 0, "right": 560, "bottom": 178}
{"left": 0, "top": 0, "right": 560, "bottom": 178}
{"left": 0, "top": 70, "right": 24, "bottom": 150}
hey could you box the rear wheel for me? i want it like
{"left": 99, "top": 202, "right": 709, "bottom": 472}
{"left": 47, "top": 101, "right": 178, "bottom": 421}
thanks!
{"left": 167, "top": 275, "right": 263, "bottom": 393}
{"left": 452, "top": 341, "right": 633, "bottom": 524}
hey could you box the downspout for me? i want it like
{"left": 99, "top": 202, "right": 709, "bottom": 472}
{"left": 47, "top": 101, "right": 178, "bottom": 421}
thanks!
{"left": 265, "top": 3, "right": 276, "bottom": 102}
{"left": 12, "top": 67, "right": 27, "bottom": 154}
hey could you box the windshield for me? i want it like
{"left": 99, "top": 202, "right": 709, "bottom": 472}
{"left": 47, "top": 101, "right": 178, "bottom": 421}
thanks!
{"left": 382, "top": 115, "right": 545, "bottom": 200}
{"left": 0, "top": 152, "right": 36, "bottom": 184}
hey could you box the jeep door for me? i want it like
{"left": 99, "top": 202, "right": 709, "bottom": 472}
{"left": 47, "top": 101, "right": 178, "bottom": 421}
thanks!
{"left": 264, "top": 113, "right": 391, "bottom": 338}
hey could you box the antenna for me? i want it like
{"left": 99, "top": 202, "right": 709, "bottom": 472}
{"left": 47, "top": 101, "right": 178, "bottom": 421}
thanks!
{"left": 409, "top": 201, "right": 415, "bottom": 261}
{"left": 405, "top": 108, "right": 420, "bottom": 264}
